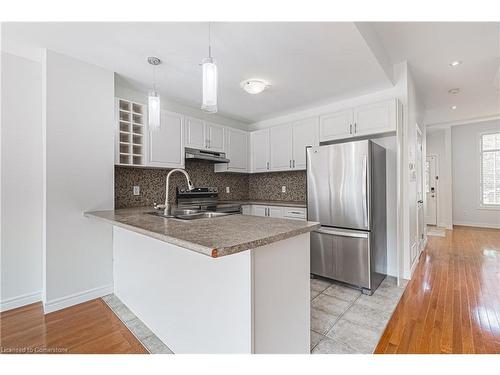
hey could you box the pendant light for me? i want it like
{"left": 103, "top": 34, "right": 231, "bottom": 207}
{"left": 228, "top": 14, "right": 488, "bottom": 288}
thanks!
{"left": 201, "top": 22, "right": 218, "bottom": 113}
{"left": 147, "top": 56, "right": 161, "bottom": 131}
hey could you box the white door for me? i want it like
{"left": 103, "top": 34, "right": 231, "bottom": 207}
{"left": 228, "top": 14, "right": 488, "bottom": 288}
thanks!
{"left": 252, "top": 129, "right": 270, "bottom": 172}
{"left": 206, "top": 123, "right": 225, "bottom": 152}
{"left": 319, "top": 110, "right": 353, "bottom": 142}
{"left": 292, "top": 117, "right": 319, "bottom": 170}
{"left": 425, "top": 155, "right": 438, "bottom": 225}
{"left": 270, "top": 124, "right": 293, "bottom": 171}
{"left": 185, "top": 117, "right": 206, "bottom": 149}
{"left": 353, "top": 99, "right": 397, "bottom": 137}
{"left": 226, "top": 128, "right": 247, "bottom": 171}
{"left": 148, "top": 111, "right": 184, "bottom": 168}
{"left": 252, "top": 205, "right": 267, "bottom": 217}
{"left": 416, "top": 130, "right": 425, "bottom": 251}
{"left": 268, "top": 206, "right": 284, "bottom": 218}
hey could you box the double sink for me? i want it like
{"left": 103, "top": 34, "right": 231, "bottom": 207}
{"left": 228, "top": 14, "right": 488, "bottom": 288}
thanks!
{"left": 147, "top": 208, "right": 240, "bottom": 220}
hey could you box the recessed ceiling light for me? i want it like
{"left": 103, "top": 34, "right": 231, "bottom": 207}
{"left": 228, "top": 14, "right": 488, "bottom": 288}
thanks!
{"left": 240, "top": 79, "right": 269, "bottom": 94}
{"left": 448, "top": 88, "right": 460, "bottom": 95}
{"left": 449, "top": 60, "right": 462, "bottom": 67}
{"left": 451, "top": 105, "right": 457, "bottom": 110}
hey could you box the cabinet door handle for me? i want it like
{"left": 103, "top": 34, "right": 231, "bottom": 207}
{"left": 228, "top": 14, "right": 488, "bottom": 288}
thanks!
{"left": 349, "top": 124, "right": 352, "bottom": 134}
{"left": 267, "top": 161, "right": 269, "bottom": 170}
{"left": 289, "top": 160, "right": 292, "bottom": 168}
{"left": 293, "top": 160, "right": 295, "bottom": 168}
{"left": 354, "top": 122, "right": 357, "bottom": 133}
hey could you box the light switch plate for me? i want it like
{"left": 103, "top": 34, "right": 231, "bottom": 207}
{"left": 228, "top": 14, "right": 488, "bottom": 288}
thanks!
{"left": 133, "top": 186, "right": 140, "bottom": 196}
{"left": 281, "top": 186, "right": 286, "bottom": 193}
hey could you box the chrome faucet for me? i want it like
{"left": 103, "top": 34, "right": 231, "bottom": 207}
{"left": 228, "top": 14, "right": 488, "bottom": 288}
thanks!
{"left": 154, "top": 168, "right": 194, "bottom": 215}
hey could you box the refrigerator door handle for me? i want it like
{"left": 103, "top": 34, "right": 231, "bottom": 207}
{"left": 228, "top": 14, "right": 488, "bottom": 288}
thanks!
{"left": 362, "top": 154, "right": 368, "bottom": 228}
{"left": 315, "top": 227, "right": 369, "bottom": 239}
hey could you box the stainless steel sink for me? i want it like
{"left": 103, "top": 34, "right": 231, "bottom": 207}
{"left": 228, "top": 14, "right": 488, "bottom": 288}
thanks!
{"left": 146, "top": 209, "right": 238, "bottom": 220}
{"left": 175, "top": 211, "right": 238, "bottom": 220}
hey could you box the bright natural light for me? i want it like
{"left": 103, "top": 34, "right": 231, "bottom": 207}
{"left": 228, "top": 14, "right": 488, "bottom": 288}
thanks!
{"left": 480, "top": 132, "right": 500, "bottom": 206}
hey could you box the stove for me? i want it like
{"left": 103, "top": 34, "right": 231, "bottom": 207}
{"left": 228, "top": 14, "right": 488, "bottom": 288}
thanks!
{"left": 176, "top": 187, "right": 241, "bottom": 214}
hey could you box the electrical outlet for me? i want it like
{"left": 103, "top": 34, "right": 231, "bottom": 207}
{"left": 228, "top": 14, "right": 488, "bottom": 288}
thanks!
{"left": 226, "top": 186, "right": 230, "bottom": 194}
{"left": 133, "top": 186, "right": 140, "bottom": 196}
{"left": 281, "top": 186, "right": 286, "bottom": 193}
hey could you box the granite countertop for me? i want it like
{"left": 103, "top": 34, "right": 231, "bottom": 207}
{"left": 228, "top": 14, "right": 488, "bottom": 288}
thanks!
{"left": 85, "top": 207, "right": 319, "bottom": 258}
{"left": 220, "top": 200, "right": 307, "bottom": 208}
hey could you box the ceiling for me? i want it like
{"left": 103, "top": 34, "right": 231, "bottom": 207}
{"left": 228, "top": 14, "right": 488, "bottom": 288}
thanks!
{"left": 2, "top": 22, "right": 393, "bottom": 124}
{"left": 370, "top": 22, "right": 500, "bottom": 126}
{"left": 3, "top": 22, "right": 499, "bottom": 126}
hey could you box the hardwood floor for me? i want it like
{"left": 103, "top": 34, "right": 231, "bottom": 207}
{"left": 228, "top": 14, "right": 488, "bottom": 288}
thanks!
{"left": 375, "top": 225, "right": 500, "bottom": 354}
{"left": 0, "top": 298, "right": 147, "bottom": 354}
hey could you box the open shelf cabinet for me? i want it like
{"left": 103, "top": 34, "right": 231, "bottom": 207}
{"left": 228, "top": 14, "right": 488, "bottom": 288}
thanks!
{"left": 115, "top": 98, "right": 145, "bottom": 166}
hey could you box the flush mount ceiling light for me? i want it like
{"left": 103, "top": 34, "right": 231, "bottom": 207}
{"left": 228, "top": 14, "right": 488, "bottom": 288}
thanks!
{"left": 147, "top": 56, "right": 161, "bottom": 131}
{"left": 448, "top": 88, "right": 460, "bottom": 95}
{"left": 240, "top": 79, "right": 269, "bottom": 95}
{"left": 449, "top": 60, "right": 462, "bottom": 67}
{"left": 201, "top": 22, "right": 218, "bottom": 113}
{"left": 451, "top": 105, "right": 457, "bottom": 110}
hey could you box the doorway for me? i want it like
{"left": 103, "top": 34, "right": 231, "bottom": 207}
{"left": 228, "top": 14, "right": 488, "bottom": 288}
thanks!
{"left": 416, "top": 129, "right": 425, "bottom": 252}
{"left": 425, "top": 155, "right": 438, "bottom": 225}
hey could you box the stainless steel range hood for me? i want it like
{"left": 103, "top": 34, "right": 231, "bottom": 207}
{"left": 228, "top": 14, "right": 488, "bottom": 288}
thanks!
{"left": 185, "top": 147, "right": 230, "bottom": 163}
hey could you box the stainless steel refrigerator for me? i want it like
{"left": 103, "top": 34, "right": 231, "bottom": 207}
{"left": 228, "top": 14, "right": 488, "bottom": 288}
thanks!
{"left": 306, "top": 140, "right": 387, "bottom": 294}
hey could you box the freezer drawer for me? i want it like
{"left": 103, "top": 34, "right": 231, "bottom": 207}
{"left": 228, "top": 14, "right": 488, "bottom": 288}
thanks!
{"left": 310, "top": 231, "right": 337, "bottom": 279}
{"left": 310, "top": 227, "right": 370, "bottom": 289}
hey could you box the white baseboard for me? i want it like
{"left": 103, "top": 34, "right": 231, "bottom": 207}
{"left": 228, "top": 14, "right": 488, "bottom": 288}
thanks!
{"left": 453, "top": 221, "right": 500, "bottom": 229}
{"left": 1, "top": 291, "right": 43, "bottom": 312}
{"left": 43, "top": 284, "right": 113, "bottom": 314}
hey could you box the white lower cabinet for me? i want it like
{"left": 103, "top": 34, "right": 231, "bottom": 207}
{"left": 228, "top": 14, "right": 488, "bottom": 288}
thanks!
{"left": 147, "top": 110, "right": 184, "bottom": 168}
{"left": 244, "top": 205, "right": 306, "bottom": 220}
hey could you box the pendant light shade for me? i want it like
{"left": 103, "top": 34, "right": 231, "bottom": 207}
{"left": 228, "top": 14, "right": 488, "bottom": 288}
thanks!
{"left": 147, "top": 56, "right": 161, "bottom": 131}
{"left": 148, "top": 89, "right": 161, "bottom": 131}
{"left": 201, "top": 23, "right": 218, "bottom": 113}
{"left": 201, "top": 57, "right": 218, "bottom": 113}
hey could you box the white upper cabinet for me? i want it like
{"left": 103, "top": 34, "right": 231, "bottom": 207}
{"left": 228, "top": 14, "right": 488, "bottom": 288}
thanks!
{"left": 185, "top": 117, "right": 225, "bottom": 152}
{"left": 206, "top": 122, "right": 225, "bottom": 152}
{"left": 353, "top": 99, "right": 397, "bottom": 137}
{"left": 292, "top": 117, "right": 319, "bottom": 170}
{"left": 319, "top": 110, "right": 353, "bottom": 142}
{"left": 185, "top": 116, "right": 206, "bottom": 149}
{"left": 319, "top": 99, "right": 398, "bottom": 143}
{"left": 270, "top": 124, "right": 293, "bottom": 171}
{"left": 214, "top": 127, "right": 248, "bottom": 173}
{"left": 251, "top": 129, "right": 270, "bottom": 172}
{"left": 147, "top": 110, "right": 184, "bottom": 168}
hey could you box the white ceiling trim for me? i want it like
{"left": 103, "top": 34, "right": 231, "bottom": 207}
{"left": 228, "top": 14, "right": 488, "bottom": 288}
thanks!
{"left": 426, "top": 113, "right": 500, "bottom": 129}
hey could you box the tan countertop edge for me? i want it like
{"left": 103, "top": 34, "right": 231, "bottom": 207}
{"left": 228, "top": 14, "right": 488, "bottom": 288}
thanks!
{"left": 84, "top": 211, "right": 319, "bottom": 258}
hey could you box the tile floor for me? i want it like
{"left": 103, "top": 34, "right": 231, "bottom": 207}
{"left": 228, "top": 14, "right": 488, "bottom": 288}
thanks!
{"left": 101, "top": 294, "right": 173, "bottom": 354}
{"left": 102, "top": 276, "right": 405, "bottom": 354}
{"left": 310, "top": 276, "right": 405, "bottom": 354}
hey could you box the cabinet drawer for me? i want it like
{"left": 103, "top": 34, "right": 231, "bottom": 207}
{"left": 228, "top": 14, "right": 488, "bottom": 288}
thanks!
{"left": 283, "top": 207, "right": 306, "bottom": 220}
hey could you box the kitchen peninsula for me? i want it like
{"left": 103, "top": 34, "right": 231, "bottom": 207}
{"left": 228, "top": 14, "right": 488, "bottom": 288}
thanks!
{"left": 86, "top": 207, "right": 319, "bottom": 353}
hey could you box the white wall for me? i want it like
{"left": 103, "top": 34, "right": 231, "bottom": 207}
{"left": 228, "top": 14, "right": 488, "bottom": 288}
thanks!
{"left": 43, "top": 50, "right": 115, "bottom": 312}
{"left": 452, "top": 120, "right": 500, "bottom": 228}
{"left": 1, "top": 52, "right": 43, "bottom": 310}
{"left": 426, "top": 128, "right": 453, "bottom": 229}
{"left": 115, "top": 78, "right": 249, "bottom": 131}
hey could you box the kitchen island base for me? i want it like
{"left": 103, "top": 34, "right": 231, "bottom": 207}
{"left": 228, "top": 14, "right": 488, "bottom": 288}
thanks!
{"left": 112, "top": 226, "right": 310, "bottom": 354}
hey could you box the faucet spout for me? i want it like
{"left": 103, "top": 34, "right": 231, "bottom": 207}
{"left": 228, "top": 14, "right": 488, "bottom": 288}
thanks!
{"left": 163, "top": 168, "right": 194, "bottom": 215}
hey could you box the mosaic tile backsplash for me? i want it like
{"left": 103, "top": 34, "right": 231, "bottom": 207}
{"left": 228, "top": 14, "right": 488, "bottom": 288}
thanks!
{"left": 115, "top": 162, "right": 306, "bottom": 209}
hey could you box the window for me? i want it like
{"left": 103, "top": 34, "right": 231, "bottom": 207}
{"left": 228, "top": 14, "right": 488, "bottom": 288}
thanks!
{"left": 480, "top": 132, "right": 500, "bottom": 207}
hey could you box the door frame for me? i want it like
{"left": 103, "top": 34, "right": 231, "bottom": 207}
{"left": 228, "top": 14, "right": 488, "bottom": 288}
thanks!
{"left": 425, "top": 154, "right": 439, "bottom": 226}
{"left": 416, "top": 127, "right": 425, "bottom": 254}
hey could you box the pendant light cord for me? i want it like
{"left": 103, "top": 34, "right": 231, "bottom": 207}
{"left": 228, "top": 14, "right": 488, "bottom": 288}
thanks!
{"left": 208, "top": 22, "right": 212, "bottom": 58}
